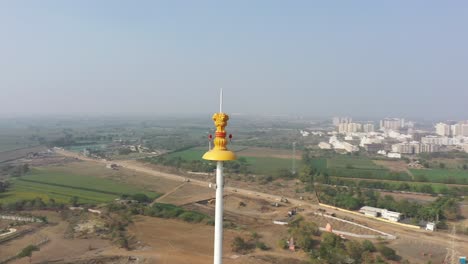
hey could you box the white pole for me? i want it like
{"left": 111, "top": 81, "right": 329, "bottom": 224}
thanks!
{"left": 219, "top": 89, "right": 223, "bottom": 113}
{"left": 214, "top": 161, "right": 224, "bottom": 264}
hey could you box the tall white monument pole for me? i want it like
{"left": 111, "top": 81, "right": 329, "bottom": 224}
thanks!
{"left": 202, "top": 90, "right": 236, "bottom": 264}
{"left": 214, "top": 160, "right": 224, "bottom": 264}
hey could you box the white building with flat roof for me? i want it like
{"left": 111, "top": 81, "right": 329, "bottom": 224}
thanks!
{"left": 359, "top": 206, "right": 402, "bottom": 222}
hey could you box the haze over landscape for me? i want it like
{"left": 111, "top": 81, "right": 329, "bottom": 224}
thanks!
{"left": 3, "top": 2, "right": 468, "bottom": 264}
{"left": 1, "top": 1, "right": 467, "bottom": 119}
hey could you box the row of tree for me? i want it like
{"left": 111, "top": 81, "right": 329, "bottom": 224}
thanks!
{"left": 316, "top": 185, "right": 461, "bottom": 222}
{"left": 0, "top": 197, "right": 67, "bottom": 212}
{"left": 143, "top": 155, "right": 252, "bottom": 175}
{"left": 0, "top": 164, "right": 29, "bottom": 177}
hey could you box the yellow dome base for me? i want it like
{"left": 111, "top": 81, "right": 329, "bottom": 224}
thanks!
{"left": 203, "top": 150, "right": 237, "bottom": 161}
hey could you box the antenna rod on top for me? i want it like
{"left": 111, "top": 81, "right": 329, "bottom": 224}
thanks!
{"left": 219, "top": 89, "right": 223, "bottom": 113}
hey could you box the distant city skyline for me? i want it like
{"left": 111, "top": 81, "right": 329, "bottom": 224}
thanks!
{"left": 1, "top": 1, "right": 467, "bottom": 119}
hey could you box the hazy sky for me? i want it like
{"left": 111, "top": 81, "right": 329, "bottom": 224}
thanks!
{"left": 1, "top": 1, "right": 467, "bottom": 119}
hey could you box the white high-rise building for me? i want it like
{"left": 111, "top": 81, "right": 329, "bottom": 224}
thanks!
{"left": 451, "top": 122, "right": 468, "bottom": 137}
{"left": 380, "top": 118, "right": 403, "bottom": 131}
{"left": 333, "top": 117, "right": 352, "bottom": 126}
{"left": 463, "top": 124, "right": 468, "bottom": 137}
{"left": 435, "top": 123, "right": 451, "bottom": 136}
{"left": 392, "top": 142, "right": 439, "bottom": 154}
{"left": 363, "top": 123, "right": 375, "bottom": 133}
{"left": 338, "top": 122, "right": 362, "bottom": 133}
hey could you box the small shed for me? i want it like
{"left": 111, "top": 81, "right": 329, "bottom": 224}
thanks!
{"left": 359, "top": 206, "right": 383, "bottom": 217}
{"left": 425, "top": 222, "right": 436, "bottom": 231}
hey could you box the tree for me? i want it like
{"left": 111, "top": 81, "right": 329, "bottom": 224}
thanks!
{"left": 277, "top": 239, "right": 288, "bottom": 249}
{"left": 17, "top": 245, "right": 39, "bottom": 263}
{"left": 378, "top": 245, "right": 398, "bottom": 261}
{"left": 116, "top": 233, "right": 130, "bottom": 249}
{"left": 362, "top": 240, "right": 376, "bottom": 252}
{"left": 289, "top": 221, "right": 318, "bottom": 251}
{"left": 131, "top": 193, "right": 151, "bottom": 203}
{"left": 231, "top": 236, "right": 249, "bottom": 253}
{"left": 69, "top": 196, "right": 79, "bottom": 206}
{"left": 318, "top": 232, "right": 347, "bottom": 263}
{"left": 345, "top": 240, "right": 364, "bottom": 262}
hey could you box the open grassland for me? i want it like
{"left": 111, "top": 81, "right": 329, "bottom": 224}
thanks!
{"left": 0, "top": 168, "right": 159, "bottom": 204}
{"left": 410, "top": 168, "right": 468, "bottom": 184}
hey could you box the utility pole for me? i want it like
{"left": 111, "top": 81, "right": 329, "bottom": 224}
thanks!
{"left": 291, "top": 142, "right": 297, "bottom": 175}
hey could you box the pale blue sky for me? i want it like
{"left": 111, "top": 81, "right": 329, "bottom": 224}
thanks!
{"left": 0, "top": 1, "right": 467, "bottom": 119}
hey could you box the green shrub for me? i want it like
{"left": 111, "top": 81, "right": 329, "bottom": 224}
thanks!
{"left": 256, "top": 241, "right": 269, "bottom": 250}
{"left": 378, "top": 245, "right": 398, "bottom": 261}
{"left": 178, "top": 211, "right": 206, "bottom": 223}
{"left": 232, "top": 236, "right": 249, "bottom": 253}
{"left": 362, "top": 240, "right": 376, "bottom": 252}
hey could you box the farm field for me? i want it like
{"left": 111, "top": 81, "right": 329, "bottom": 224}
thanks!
{"left": 0, "top": 134, "right": 39, "bottom": 153}
{"left": 0, "top": 146, "right": 46, "bottom": 163}
{"left": 165, "top": 147, "right": 206, "bottom": 161}
{"left": 410, "top": 168, "right": 468, "bottom": 184}
{"left": 308, "top": 155, "right": 468, "bottom": 187}
{"left": 236, "top": 146, "right": 302, "bottom": 159}
{"left": 330, "top": 175, "right": 468, "bottom": 195}
{"left": 58, "top": 161, "right": 183, "bottom": 195}
{"left": 310, "top": 156, "right": 411, "bottom": 181}
{"left": 327, "top": 156, "right": 383, "bottom": 169}
{"left": 164, "top": 147, "right": 297, "bottom": 175}
{"left": 0, "top": 168, "right": 159, "bottom": 204}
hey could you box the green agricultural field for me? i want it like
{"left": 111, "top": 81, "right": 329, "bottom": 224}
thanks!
{"left": 410, "top": 169, "right": 468, "bottom": 184}
{"left": 327, "top": 156, "right": 384, "bottom": 170}
{"left": 0, "top": 168, "right": 159, "bottom": 205}
{"left": 163, "top": 147, "right": 296, "bottom": 175}
{"left": 309, "top": 158, "right": 327, "bottom": 171}
{"left": 309, "top": 156, "right": 411, "bottom": 181}
{"left": 244, "top": 156, "right": 294, "bottom": 175}
{"left": 166, "top": 147, "right": 207, "bottom": 161}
